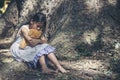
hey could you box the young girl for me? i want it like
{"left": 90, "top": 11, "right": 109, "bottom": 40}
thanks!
{"left": 10, "top": 13, "right": 68, "bottom": 74}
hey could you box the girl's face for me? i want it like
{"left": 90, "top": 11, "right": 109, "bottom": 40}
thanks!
{"left": 36, "top": 22, "right": 43, "bottom": 28}
{"left": 31, "top": 21, "right": 43, "bottom": 30}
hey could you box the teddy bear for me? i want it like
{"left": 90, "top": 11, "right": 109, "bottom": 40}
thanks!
{"left": 19, "top": 29, "right": 42, "bottom": 49}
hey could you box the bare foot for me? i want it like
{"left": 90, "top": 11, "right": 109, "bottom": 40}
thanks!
{"left": 57, "top": 66, "right": 69, "bottom": 73}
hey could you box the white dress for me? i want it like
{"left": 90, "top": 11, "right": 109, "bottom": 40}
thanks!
{"left": 10, "top": 25, "right": 55, "bottom": 68}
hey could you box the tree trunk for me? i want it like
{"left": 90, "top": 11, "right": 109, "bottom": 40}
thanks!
{"left": 0, "top": 0, "right": 120, "bottom": 58}
{"left": 0, "top": 1, "right": 18, "bottom": 48}
{"left": 0, "top": 0, "right": 70, "bottom": 48}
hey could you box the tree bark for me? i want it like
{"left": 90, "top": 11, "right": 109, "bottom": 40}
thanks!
{"left": 0, "top": 1, "right": 18, "bottom": 48}
{"left": 0, "top": 0, "right": 70, "bottom": 48}
{"left": 0, "top": 0, "right": 120, "bottom": 57}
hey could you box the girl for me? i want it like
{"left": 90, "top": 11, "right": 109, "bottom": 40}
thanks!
{"left": 10, "top": 13, "right": 68, "bottom": 74}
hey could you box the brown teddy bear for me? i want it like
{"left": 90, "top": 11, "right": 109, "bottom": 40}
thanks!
{"left": 19, "top": 29, "right": 42, "bottom": 49}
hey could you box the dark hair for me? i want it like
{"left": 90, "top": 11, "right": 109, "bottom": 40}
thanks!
{"left": 32, "top": 13, "right": 46, "bottom": 32}
{"left": 32, "top": 13, "right": 46, "bottom": 23}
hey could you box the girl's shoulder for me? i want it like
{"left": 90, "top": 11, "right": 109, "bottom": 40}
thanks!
{"left": 21, "top": 25, "right": 29, "bottom": 31}
{"left": 21, "top": 24, "right": 29, "bottom": 29}
{"left": 17, "top": 25, "right": 28, "bottom": 36}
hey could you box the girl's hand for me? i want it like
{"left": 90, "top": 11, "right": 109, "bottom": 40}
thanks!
{"left": 29, "top": 37, "right": 47, "bottom": 47}
{"left": 29, "top": 39, "right": 41, "bottom": 46}
{"left": 41, "top": 36, "right": 47, "bottom": 43}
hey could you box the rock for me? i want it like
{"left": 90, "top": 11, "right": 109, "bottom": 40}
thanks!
{"left": 115, "top": 42, "right": 120, "bottom": 50}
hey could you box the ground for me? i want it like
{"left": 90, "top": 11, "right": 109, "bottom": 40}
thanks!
{"left": 0, "top": 49, "right": 118, "bottom": 80}
{"left": 0, "top": 0, "right": 120, "bottom": 80}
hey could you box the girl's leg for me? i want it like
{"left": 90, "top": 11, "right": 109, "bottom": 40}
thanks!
{"left": 39, "top": 55, "right": 55, "bottom": 73}
{"left": 47, "top": 53, "right": 68, "bottom": 73}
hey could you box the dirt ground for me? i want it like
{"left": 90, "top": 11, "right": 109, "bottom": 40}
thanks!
{"left": 0, "top": 49, "right": 118, "bottom": 80}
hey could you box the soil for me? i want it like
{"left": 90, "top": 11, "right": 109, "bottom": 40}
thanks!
{"left": 0, "top": 49, "right": 118, "bottom": 80}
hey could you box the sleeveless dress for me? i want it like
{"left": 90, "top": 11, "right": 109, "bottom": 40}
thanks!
{"left": 10, "top": 25, "right": 55, "bottom": 68}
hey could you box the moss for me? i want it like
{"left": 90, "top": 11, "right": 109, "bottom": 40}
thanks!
{"left": 75, "top": 43, "right": 92, "bottom": 56}
{"left": 110, "top": 58, "right": 120, "bottom": 73}
{"left": 0, "top": 0, "right": 4, "bottom": 8}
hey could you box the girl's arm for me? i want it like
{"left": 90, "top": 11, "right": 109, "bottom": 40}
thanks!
{"left": 21, "top": 27, "right": 47, "bottom": 46}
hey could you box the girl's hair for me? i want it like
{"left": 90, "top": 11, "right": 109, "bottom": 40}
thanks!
{"left": 32, "top": 13, "right": 46, "bottom": 23}
{"left": 32, "top": 13, "right": 46, "bottom": 33}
